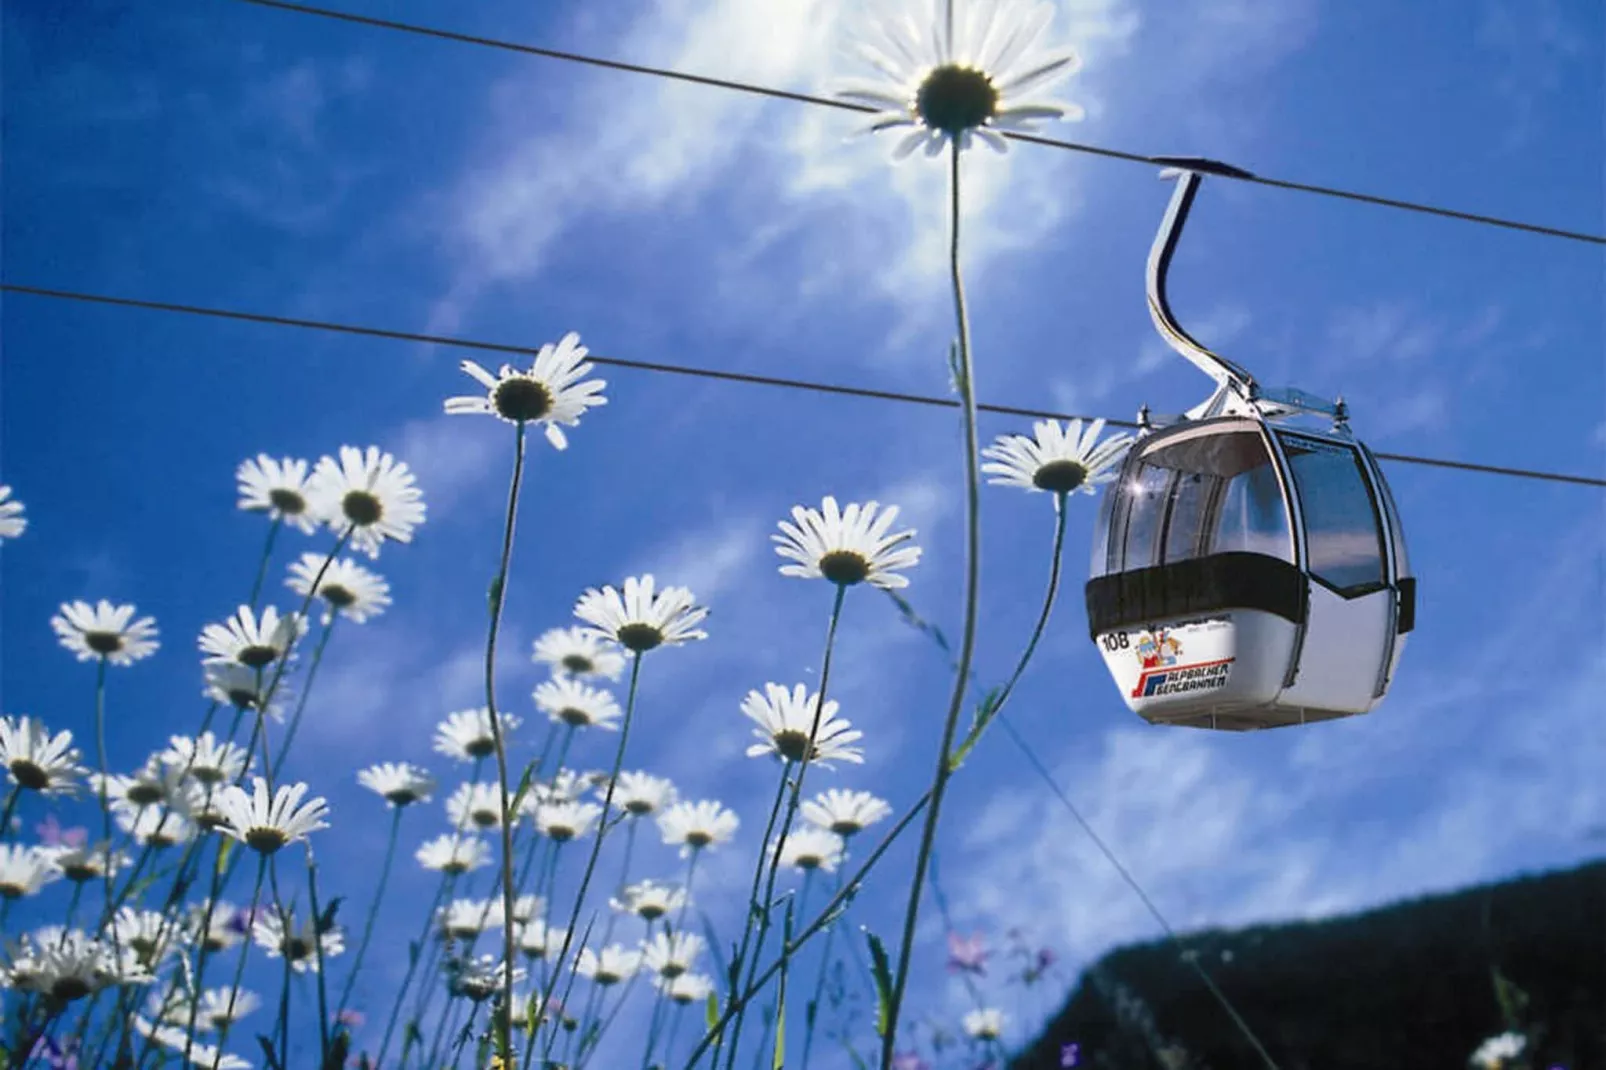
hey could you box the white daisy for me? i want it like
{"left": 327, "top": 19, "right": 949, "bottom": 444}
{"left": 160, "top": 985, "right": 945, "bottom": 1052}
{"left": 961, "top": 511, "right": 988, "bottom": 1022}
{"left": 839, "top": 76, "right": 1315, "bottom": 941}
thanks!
{"left": 186, "top": 901, "right": 247, "bottom": 953}
{"left": 252, "top": 910, "right": 345, "bottom": 973}
{"left": 517, "top": 918, "right": 568, "bottom": 960}
{"left": 215, "top": 778, "right": 329, "bottom": 855}
{"left": 1, "top": 715, "right": 83, "bottom": 795}
{"left": 192, "top": 986, "right": 262, "bottom": 1031}
{"left": 834, "top": 0, "right": 1083, "bottom": 159}
{"left": 773, "top": 497, "right": 922, "bottom": 589}
{"left": 0, "top": 485, "right": 26, "bottom": 541}
{"left": 602, "top": 770, "right": 678, "bottom": 817}
{"left": 416, "top": 834, "right": 492, "bottom": 875}
{"left": 962, "top": 1006, "right": 1005, "bottom": 1040}
{"left": 657, "top": 800, "right": 739, "bottom": 857}
{"left": 741, "top": 683, "right": 865, "bottom": 766}
{"left": 433, "top": 708, "right": 521, "bottom": 763}
{"left": 659, "top": 972, "right": 715, "bottom": 1004}
{"left": 486, "top": 894, "right": 545, "bottom": 930}
{"left": 198, "top": 605, "right": 306, "bottom": 669}
{"left": 981, "top": 418, "right": 1135, "bottom": 495}
{"left": 446, "top": 782, "right": 511, "bottom": 832}
{"left": 802, "top": 788, "right": 893, "bottom": 837}
{"left": 132, "top": 1016, "right": 250, "bottom": 1070}
{"left": 358, "top": 762, "right": 436, "bottom": 807}
{"left": 575, "top": 944, "right": 641, "bottom": 986}
{"left": 534, "top": 799, "right": 603, "bottom": 843}
{"left": 160, "top": 732, "right": 248, "bottom": 786}
{"left": 534, "top": 677, "right": 622, "bottom": 730}
{"left": 202, "top": 661, "right": 283, "bottom": 718}
{"left": 286, "top": 553, "right": 392, "bottom": 624}
{"left": 10, "top": 927, "right": 147, "bottom": 1002}
{"left": 640, "top": 931, "right": 704, "bottom": 980}
{"left": 305, "top": 445, "right": 426, "bottom": 559}
{"left": 115, "top": 806, "right": 196, "bottom": 849}
{"left": 443, "top": 331, "right": 607, "bottom": 450}
{"left": 236, "top": 454, "right": 321, "bottom": 535}
{"left": 610, "top": 880, "right": 687, "bottom": 923}
{"left": 111, "top": 907, "right": 186, "bottom": 967}
{"left": 0, "top": 845, "right": 62, "bottom": 899}
{"left": 450, "top": 954, "right": 527, "bottom": 1002}
{"left": 1470, "top": 1032, "right": 1527, "bottom": 1069}
{"left": 50, "top": 599, "right": 159, "bottom": 665}
{"left": 531, "top": 626, "right": 626, "bottom": 681}
{"left": 89, "top": 756, "right": 190, "bottom": 811}
{"left": 772, "top": 827, "right": 846, "bottom": 874}
{"left": 439, "top": 898, "right": 494, "bottom": 940}
{"left": 574, "top": 574, "right": 708, "bottom": 653}
{"left": 48, "top": 842, "right": 127, "bottom": 884}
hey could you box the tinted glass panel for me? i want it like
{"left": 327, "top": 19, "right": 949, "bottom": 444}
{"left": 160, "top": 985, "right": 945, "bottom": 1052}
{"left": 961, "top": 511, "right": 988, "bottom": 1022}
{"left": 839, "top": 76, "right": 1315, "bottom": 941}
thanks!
{"left": 1107, "top": 425, "right": 1293, "bottom": 572}
{"left": 1278, "top": 433, "right": 1386, "bottom": 592}
{"left": 1211, "top": 458, "right": 1293, "bottom": 561}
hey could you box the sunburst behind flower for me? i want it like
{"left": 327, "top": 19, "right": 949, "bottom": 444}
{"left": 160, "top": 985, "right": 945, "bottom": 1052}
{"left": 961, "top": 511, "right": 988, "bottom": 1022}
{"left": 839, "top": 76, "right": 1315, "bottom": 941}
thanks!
{"left": 835, "top": 0, "right": 1084, "bottom": 159}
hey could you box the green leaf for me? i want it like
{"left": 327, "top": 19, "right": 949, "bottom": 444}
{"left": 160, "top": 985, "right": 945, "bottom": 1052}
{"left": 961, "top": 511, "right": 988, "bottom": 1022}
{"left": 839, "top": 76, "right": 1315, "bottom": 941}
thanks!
{"left": 864, "top": 927, "right": 894, "bottom": 1039}
{"left": 488, "top": 574, "right": 505, "bottom": 615}
{"left": 215, "top": 837, "right": 235, "bottom": 876}
{"left": 317, "top": 895, "right": 343, "bottom": 934}
{"left": 773, "top": 898, "right": 795, "bottom": 1070}
{"left": 706, "top": 990, "right": 721, "bottom": 1033}
{"left": 257, "top": 1034, "right": 285, "bottom": 1070}
{"left": 508, "top": 759, "right": 540, "bottom": 825}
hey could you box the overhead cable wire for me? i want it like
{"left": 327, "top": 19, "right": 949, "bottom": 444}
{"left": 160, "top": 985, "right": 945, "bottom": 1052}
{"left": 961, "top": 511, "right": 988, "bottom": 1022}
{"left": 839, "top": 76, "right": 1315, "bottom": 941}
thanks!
{"left": 993, "top": 711, "right": 1283, "bottom": 1070}
{"left": 6, "top": 282, "right": 1603, "bottom": 490}
{"left": 229, "top": 0, "right": 1606, "bottom": 247}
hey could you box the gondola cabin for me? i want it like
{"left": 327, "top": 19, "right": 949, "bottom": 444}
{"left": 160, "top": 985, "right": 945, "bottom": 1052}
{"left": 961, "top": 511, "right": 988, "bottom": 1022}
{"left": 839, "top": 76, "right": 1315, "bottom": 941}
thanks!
{"left": 1085, "top": 159, "right": 1416, "bottom": 730}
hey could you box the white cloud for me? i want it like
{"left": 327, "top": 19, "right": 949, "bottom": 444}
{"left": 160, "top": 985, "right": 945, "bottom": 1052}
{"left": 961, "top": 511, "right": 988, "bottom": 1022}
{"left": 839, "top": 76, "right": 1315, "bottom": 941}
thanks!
{"left": 426, "top": 0, "right": 1142, "bottom": 336}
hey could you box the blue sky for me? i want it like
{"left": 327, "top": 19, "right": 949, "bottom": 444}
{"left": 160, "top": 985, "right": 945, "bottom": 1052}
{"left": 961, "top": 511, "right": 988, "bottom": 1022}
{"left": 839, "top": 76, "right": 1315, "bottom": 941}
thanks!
{"left": 3, "top": 0, "right": 1603, "bottom": 1063}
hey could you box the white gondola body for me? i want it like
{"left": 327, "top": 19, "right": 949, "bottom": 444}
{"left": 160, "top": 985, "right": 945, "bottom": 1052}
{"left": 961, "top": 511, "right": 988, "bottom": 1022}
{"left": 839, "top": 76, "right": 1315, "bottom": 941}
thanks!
{"left": 1086, "top": 413, "right": 1414, "bottom": 731}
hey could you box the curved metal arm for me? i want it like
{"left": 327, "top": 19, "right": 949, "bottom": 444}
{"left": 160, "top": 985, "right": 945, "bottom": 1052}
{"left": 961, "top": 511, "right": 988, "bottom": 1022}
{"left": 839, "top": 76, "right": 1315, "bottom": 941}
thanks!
{"left": 1146, "top": 157, "right": 1260, "bottom": 397}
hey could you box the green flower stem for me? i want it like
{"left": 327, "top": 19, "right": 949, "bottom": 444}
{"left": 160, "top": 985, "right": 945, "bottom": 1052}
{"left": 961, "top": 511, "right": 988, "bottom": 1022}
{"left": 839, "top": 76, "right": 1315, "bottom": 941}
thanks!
{"left": 483, "top": 422, "right": 531, "bottom": 1063}
{"left": 715, "top": 766, "right": 791, "bottom": 1066}
{"left": 947, "top": 491, "right": 1069, "bottom": 768}
{"left": 0, "top": 786, "right": 20, "bottom": 841}
{"left": 537, "top": 651, "right": 645, "bottom": 1062}
{"left": 305, "top": 845, "right": 334, "bottom": 1063}
{"left": 797, "top": 868, "right": 846, "bottom": 1070}
{"left": 270, "top": 616, "right": 337, "bottom": 782}
{"left": 375, "top": 871, "right": 459, "bottom": 1068}
{"left": 679, "top": 793, "right": 932, "bottom": 1070}
{"left": 643, "top": 849, "right": 701, "bottom": 1068}
{"left": 723, "top": 582, "right": 849, "bottom": 1068}
{"left": 335, "top": 806, "right": 404, "bottom": 1021}
{"left": 878, "top": 138, "right": 985, "bottom": 1070}
{"left": 248, "top": 516, "right": 283, "bottom": 609}
{"left": 195, "top": 853, "right": 268, "bottom": 1068}
{"left": 267, "top": 857, "right": 297, "bottom": 1070}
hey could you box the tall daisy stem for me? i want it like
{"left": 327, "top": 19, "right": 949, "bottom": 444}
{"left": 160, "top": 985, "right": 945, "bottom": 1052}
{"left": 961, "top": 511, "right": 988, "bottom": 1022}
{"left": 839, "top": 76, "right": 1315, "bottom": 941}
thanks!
{"left": 484, "top": 422, "right": 530, "bottom": 1061}
{"left": 270, "top": 617, "right": 337, "bottom": 781}
{"left": 538, "top": 652, "right": 644, "bottom": 1061}
{"left": 248, "top": 516, "right": 283, "bottom": 608}
{"left": 375, "top": 871, "right": 458, "bottom": 1068}
{"left": 197, "top": 853, "right": 268, "bottom": 1067}
{"left": 879, "top": 139, "right": 984, "bottom": 1069}
{"left": 335, "top": 806, "right": 404, "bottom": 1020}
{"left": 0, "top": 786, "right": 19, "bottom": 842}
{"left": 723, "top": 583, "right": 848, "bottom": 1068}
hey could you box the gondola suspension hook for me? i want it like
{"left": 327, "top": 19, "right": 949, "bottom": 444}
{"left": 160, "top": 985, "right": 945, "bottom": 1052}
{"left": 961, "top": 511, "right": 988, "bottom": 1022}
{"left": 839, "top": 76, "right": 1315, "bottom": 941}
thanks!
{"left": 1146, "top": 157, "right": 1262, "bottom": 415}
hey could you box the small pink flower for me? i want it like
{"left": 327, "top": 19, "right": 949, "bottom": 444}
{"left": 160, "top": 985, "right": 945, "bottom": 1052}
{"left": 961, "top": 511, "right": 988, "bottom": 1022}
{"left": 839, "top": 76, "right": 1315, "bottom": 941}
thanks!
{"left": 336, "top": 1009, "right": 365, "bottom": 1028}
{"left": 36, "top": 815, "right": 87, "bottom": 848}
{"left": 946, "top": 930, "right": 989, "bottom": 976}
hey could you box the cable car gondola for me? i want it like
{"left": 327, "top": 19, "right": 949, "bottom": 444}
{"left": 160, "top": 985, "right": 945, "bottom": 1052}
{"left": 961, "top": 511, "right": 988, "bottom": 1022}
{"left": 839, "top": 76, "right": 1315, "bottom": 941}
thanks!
{"left": 1085, "top": 158, "right": 1416, "bottom": 731}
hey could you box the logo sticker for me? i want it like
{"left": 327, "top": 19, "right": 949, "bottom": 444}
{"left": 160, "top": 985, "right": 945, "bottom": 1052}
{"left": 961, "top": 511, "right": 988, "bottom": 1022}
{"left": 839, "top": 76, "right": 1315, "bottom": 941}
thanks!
{"left": 1130, "top": 629, "right": 1234, "bottom": 699}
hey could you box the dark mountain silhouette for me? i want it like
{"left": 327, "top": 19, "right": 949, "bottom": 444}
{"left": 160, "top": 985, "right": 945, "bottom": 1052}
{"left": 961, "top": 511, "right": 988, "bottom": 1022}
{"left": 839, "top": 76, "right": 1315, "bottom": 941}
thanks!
{"left": 1009, "top": 859, "right": 1605, "bottom": 1070}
